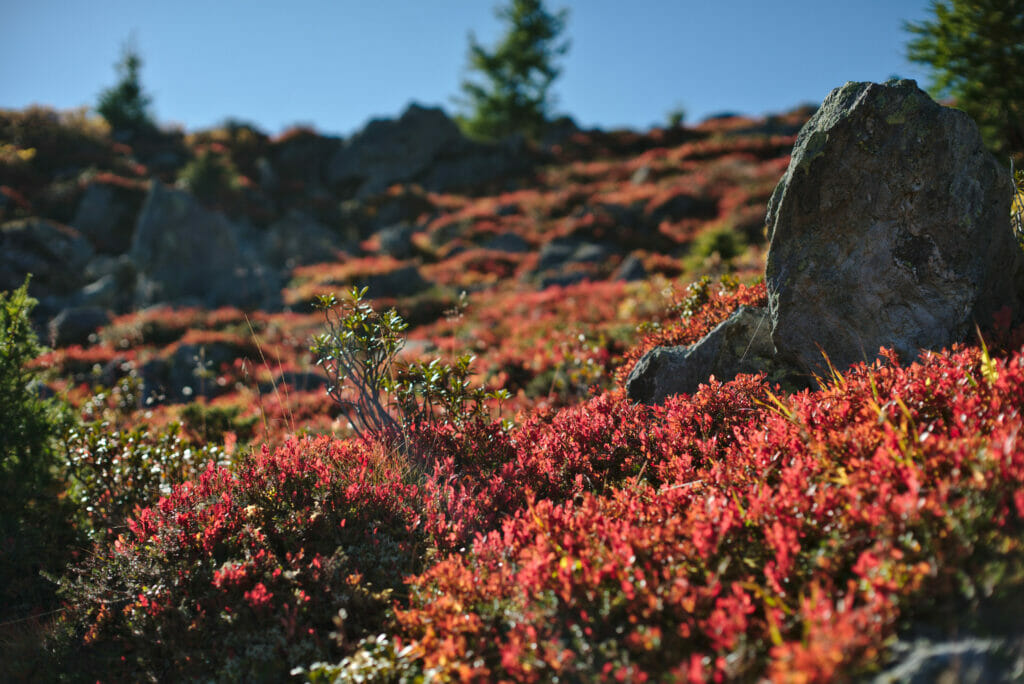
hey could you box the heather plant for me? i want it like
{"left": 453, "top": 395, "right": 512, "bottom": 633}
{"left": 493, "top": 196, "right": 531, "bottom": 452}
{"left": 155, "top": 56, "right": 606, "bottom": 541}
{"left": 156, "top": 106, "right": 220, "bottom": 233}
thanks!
{"left": 63, "top": 374, "right": 230, "bottom": 541}
{"left": 311, "top": 287, "right": 509, "bottom": 458}
{"left": 0, "top": 107, "right": 116, "bottom": 176}
{"left": 188, "top": 118, "right": 269, "bottom": 181}
{"left": 316, "top": 345, "right": 1024, "bottom": 681}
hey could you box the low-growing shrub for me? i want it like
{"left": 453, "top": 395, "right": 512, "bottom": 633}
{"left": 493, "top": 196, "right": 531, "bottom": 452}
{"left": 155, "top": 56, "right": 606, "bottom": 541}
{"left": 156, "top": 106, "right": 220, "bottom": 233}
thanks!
{"left": 55, "top": 436, "right": 425, "bottom": 681}
{"left": 63, "top": 375, "right": 230, "bottom": 541}
{"left": 325, "top": 345, "right": 1024, "bottom": 681}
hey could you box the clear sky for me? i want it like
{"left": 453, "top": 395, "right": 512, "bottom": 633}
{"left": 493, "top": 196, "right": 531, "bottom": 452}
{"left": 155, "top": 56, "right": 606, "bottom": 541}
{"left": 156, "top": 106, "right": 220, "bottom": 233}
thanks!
{"left": 1, "top": 1, "right": 934, "bottom": 138}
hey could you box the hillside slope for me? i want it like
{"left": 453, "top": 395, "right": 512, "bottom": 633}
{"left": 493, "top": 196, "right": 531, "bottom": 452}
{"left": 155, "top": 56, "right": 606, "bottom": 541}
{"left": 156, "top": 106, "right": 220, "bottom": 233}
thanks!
{"left": 3, "top": 104, "right": 1023, "bottom": 681}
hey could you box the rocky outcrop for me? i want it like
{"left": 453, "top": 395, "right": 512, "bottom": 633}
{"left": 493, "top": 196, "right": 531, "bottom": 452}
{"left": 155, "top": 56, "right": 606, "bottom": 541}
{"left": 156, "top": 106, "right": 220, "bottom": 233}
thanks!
{"left": 0, "top": 218, "right": 94, "bottom": 300}
{"left": 130, "top": 182, "right": 281, "bottom": 309}
{"left": 261, "top": 210, "right": 351, "bottom": 269}
{"left": 626, "top": 306, "right": 776, "bottom": 404}
{"left": 626, "top": 79, "right": 1024, "bottom": 403}
{"left": 327, "top": 104, "right": 530, "bottom": 198}
{"left": 71, "top": 178, "right": 146, "bottom": 254}
{"left": 766, "top": 79, "right": 1023, "bottom": 378}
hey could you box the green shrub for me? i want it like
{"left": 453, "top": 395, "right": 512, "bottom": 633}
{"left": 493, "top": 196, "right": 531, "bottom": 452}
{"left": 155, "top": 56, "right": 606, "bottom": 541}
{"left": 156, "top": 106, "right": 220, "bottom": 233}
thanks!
{"left": 180, "top": 400, "right": 258, "bottom": 445}
{"left": 685, "top": 223, "right": 746, "bottom": 273}
{"left": 311, "top": 287, "right": 508, "bottom": 459}
{"left": 176, "top": 146, "right": 242, "bottom": 205}
{"left": 0, "top": 280, "right": 77, "bottom": 620}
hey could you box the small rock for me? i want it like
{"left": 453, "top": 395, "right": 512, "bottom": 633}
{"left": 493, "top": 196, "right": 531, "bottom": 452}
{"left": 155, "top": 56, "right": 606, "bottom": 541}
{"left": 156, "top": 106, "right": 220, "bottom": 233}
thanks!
{"left": 613, "top": 254, "right": 648, "bottom": 282}
{"left": 482, "top": 232, "right": 530, "bottom": 253}
{"left": 376, "top": 223, "right": 417, "bottom": 259}
{"left": 537, "top": 239, "right": 616, "bottom": 272}
{"left": 48, "top": 306, "right": 111, "bottom": 347}
{"left": 626, "top": 306, "right": 775, "bottom": 404}
{"left": 359, "top": 264, "right": 430, "bottom": 299}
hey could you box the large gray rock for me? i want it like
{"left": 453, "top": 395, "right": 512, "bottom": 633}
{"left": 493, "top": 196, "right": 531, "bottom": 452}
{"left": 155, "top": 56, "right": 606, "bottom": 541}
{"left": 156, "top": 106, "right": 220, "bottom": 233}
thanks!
{"left": 268, "top": 128, "right": 342, "bottom": 191}
{"left": 327, "top": 103, "right": 530, "bottom": 198}
{"left": 261, "top": 210, "right": 350, "bottom": 269}
{"left": 328, "top": 104, "right": 464, "bottom": 198}
{"left": 766, "top": 80, "right": 1023, "bottom": 378}
{"left": 0, "top": 218, "right": 94, "bottom": 299}
{"left": 626, "top": 305, "right": 775, "bottom": 404}
{"left": 71, "top": 178, "right": 146, "bottom": 254}
{"left": 130, "top": 182, "right": 280, "bottom": 309}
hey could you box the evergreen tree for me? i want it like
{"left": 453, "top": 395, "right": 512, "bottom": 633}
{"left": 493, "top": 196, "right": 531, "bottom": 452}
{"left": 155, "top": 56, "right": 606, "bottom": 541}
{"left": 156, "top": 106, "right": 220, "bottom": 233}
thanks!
{"left": 458, "top": 0, "right": 569, "bottom": 141}
{"left": 97, "top": 42, "right": 156, "bottom": 139}
{"left": 0, "top": 280, "right": 76, "bottom": 621}
{"left": 905, "top": 0, "right": 1024, "bottom": 156}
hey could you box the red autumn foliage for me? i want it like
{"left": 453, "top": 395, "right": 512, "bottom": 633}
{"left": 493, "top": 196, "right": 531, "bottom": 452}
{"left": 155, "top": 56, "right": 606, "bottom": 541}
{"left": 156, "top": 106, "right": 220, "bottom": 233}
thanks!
{"left": 25, "top": 102, "right": 1024, "bottom": 682}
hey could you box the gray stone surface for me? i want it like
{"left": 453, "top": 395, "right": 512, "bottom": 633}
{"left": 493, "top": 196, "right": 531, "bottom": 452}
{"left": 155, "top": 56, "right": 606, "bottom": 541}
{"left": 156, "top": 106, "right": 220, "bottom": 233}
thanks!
{"left": 537, "top": 238, "right": 617, "bottom": 271}
{"left": 327, "top": 103, "right": 530, "bottom": 198}
{"left": 261, "top": 210, "right": 349, "bottom": 269}
{"left": 71, "top": 179, "right": 146, "bottom": 254}
{"left": 130, "top": 182, "right": 281, "bottom": 309}
{"left": 613, "top": 253, "right": 648, "bottom": 282}
{"left": 482, "top": 232, "right": 530, "bottom": 253}
{"left": 328, "top": 104, "right": 465, "bottom": 198}
{"left": 0, "top": 218, "right": 94, "bottom": 299}
{"left": 873, "top": 637, "right": 1024, "bottom": 683}
{"left": 48, "top": 306, "right": 111, "bottom": 347}
{"left": 766, "top": 80, "right": 1024, "bottom": 378}
{"left": 376, "top": 223, "right": 417, "bottom": 259}
{"left": 626, "top": 305, "right": 775, "bottom": 404}
{"left": 359, "top": 264, "right": 430, "bottom": 299}
{"left": 79, "top": 255, "right": 138, "bottom": 311}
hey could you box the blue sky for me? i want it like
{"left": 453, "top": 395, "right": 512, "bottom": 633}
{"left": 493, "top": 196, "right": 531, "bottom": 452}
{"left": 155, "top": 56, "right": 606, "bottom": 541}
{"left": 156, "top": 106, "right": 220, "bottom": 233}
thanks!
{"left": 1, "top": 1, "right": 933, "bottom": 137}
